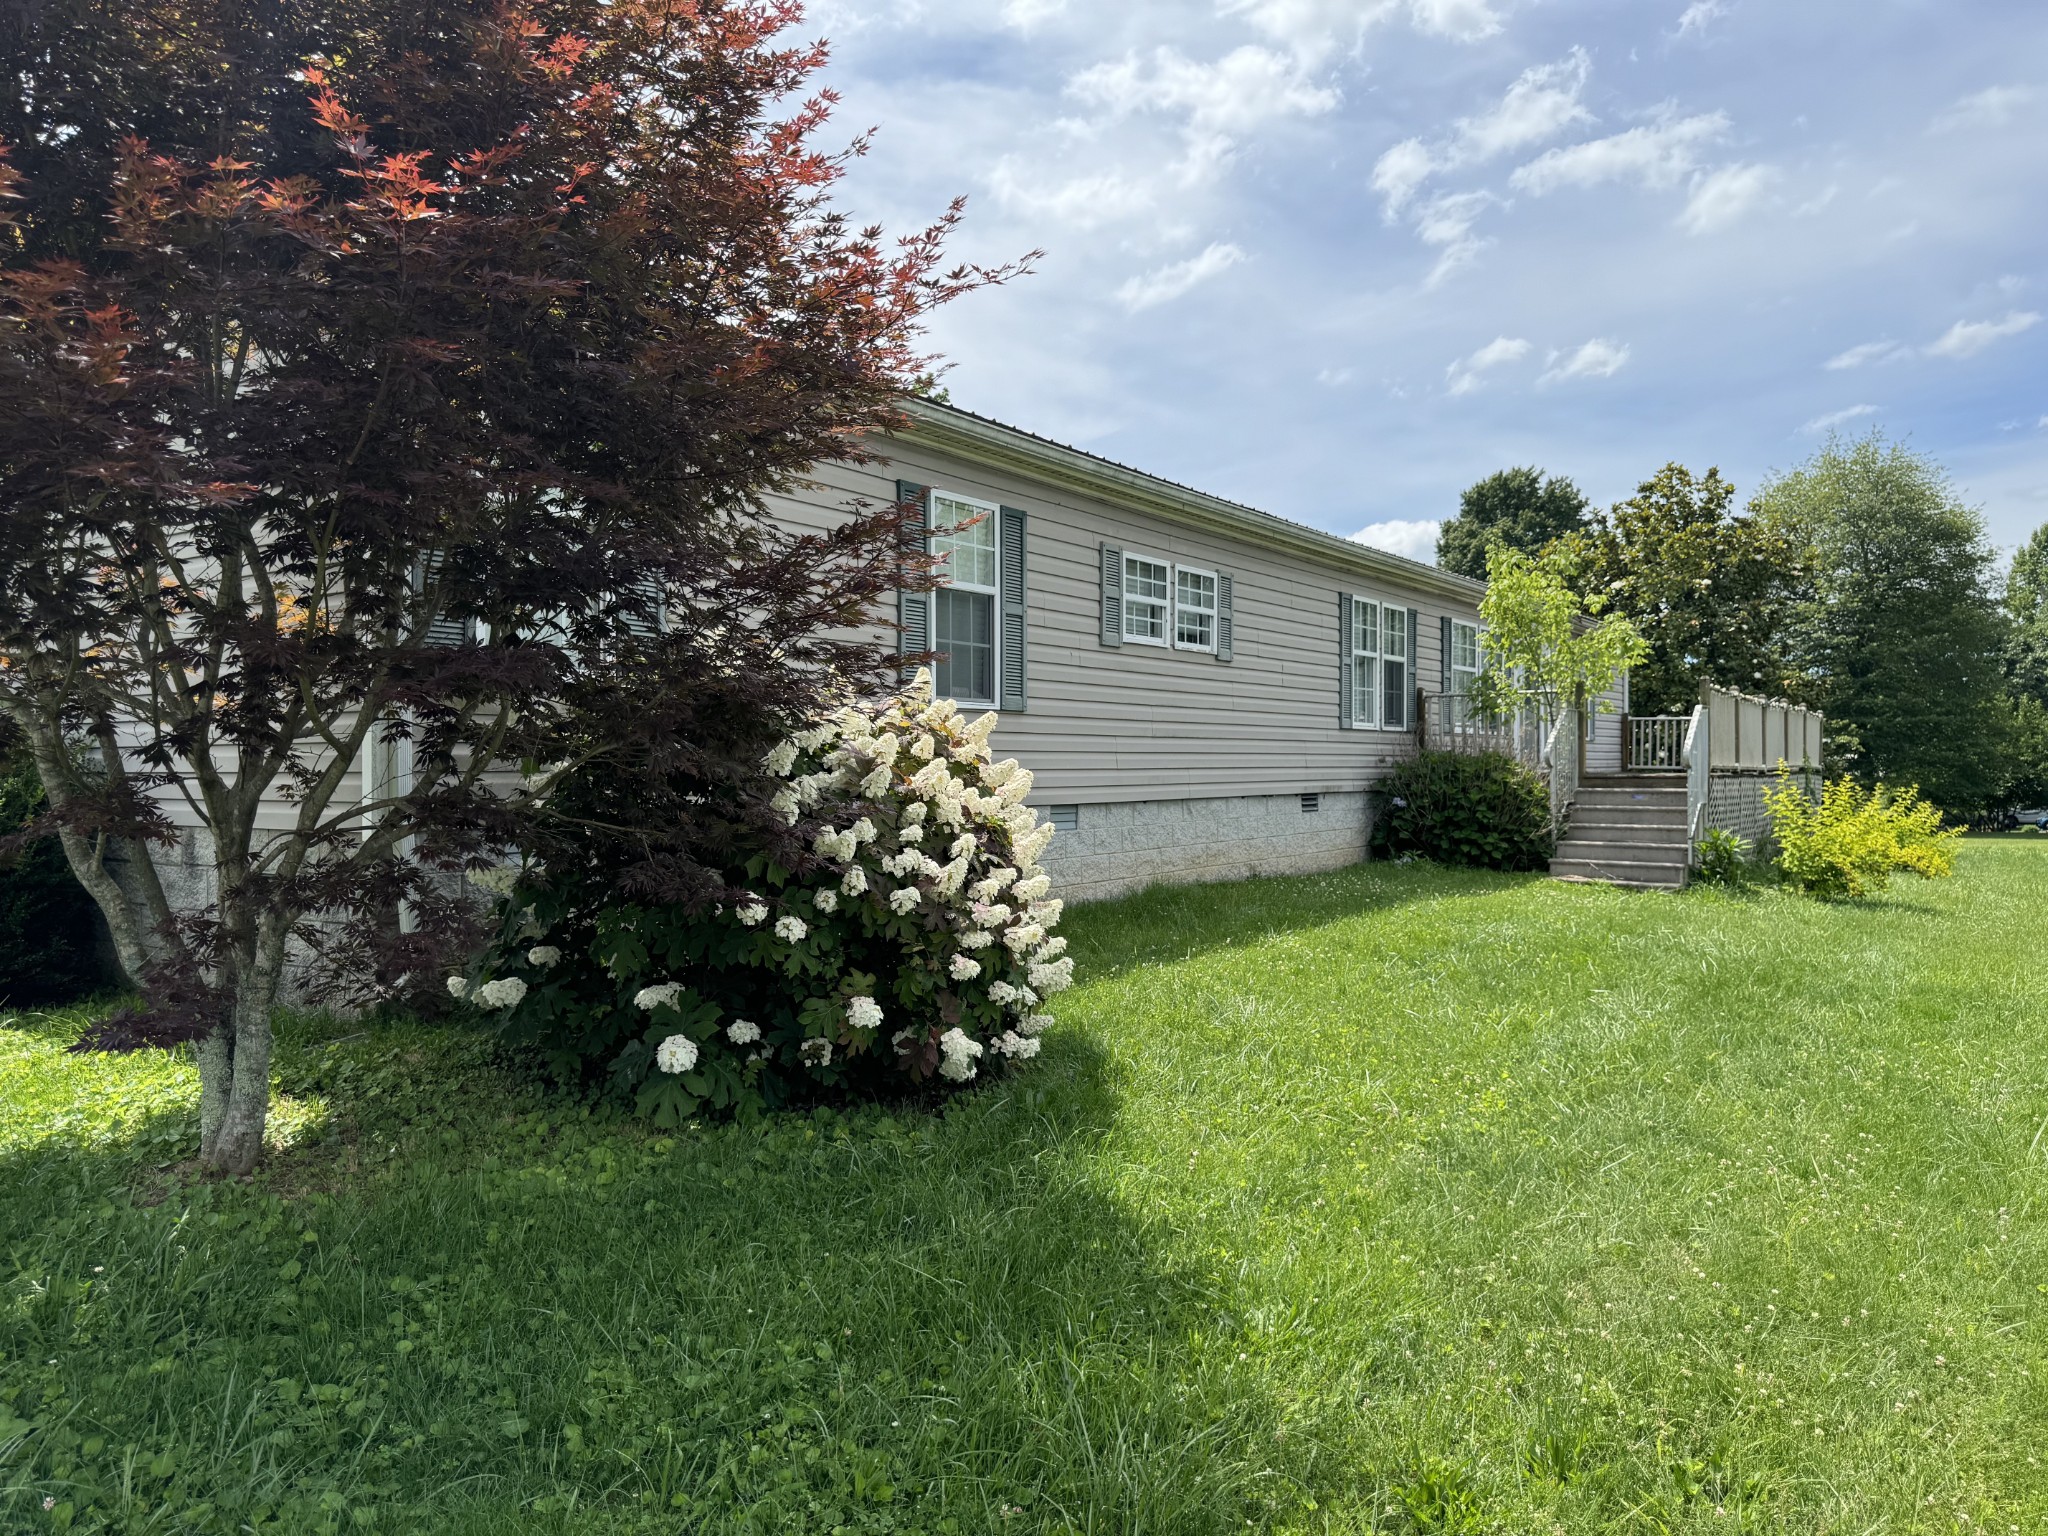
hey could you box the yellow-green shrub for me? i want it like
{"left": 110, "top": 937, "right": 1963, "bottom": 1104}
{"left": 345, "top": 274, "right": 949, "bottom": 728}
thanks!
{"left": 1763, "top": 772, "right": 1961, "bottom": 899}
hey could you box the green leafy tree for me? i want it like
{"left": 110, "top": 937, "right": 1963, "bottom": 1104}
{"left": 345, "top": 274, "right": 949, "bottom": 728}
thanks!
{"left": 2006, "top": 523, "right": 2048, "bottom": 708}
{"left": 1564, "top": 463, "right": 1812, "bottom": 716}
{"left": 1466, "top": 546, "right": 1647, "bottom": 723}
{"left": 1436, "top": 467, "right": 1592, "bottom": 580}
{"left": 1753, "top": 433, "right": 2010, "bottom": 814}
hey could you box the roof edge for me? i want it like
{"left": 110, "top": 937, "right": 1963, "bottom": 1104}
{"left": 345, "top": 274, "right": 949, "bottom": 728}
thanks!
{"left": 891, "top": 400, "right": 1487, "bottom": 605}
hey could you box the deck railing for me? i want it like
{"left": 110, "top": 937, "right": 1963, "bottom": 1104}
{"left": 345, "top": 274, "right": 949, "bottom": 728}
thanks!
{"left": 1627, "top": 714, "right": 1690, "bottom": 770}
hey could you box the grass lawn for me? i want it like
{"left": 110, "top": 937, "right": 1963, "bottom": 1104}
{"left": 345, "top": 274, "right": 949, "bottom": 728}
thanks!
{"left": 4, "top": 842, "right": 2046, "bottom": 1534}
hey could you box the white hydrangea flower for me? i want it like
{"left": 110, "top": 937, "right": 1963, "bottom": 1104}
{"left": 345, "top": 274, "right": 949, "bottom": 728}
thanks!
{"left": 635, "top": 981, "right": 686, "bottom": 1011}
{"left": 971, "top": 902, "right": 1011, "bottom": 929}
{"left": 949, "top": 954, "right": 981, "bottom": 981}
{"left": 937, "top": 1027, "right": 983, "bottom": 1083}
{"left": 891, "top": 1028, "right": 920, "bottom": 1055}
{"left": 1002, "top": 922, "right": 1045, "bottom": 954}
{"left": 888, "top": 886, "right": 921, "bottom": 914}
{"left": 981, "top": 759, "right": 1017, "bottom": 789}
{"left": 655, "top": 1034, "right": 699, "bottom": 1074}
{"left": 898, "top": 823, "right": 925, "bottom": 845}
{"left": 1028, "top": 957, "right": 1075, "bottom": 994}
{"left": 1012, "top": 873, "right": 1051, "bottom": 902}
{"left": 726, "top": 1018, "right": 762, "bottom": 1044}
{"left": 1030, "top": 898, "right": 1064, "bottom": 926}
{"left": 962, "top": 711, "right": 998, "bottom": 745}
{"left": 813, "top": 888, "right": 839, "bottom": 913}
{"left": 793, "top": 724, "right": 837, "bottom": 752}
{"left": 774, "top": 914, "right": 808, "bottom": 943}
{"left": 908, "top": 732, "right": 935, "bottom": 762}
{"left": 987, "top": 980, "right": 1019, "bottom": 1004}
{"left": 1019, "top": 1013, "right": 1055, "bottom": 1036}
{"left": 995, "top": 771, "right": 1034, "bottom": 808}
{"left": 527, "top": 945, "right": 562, "bottom": 968}
{"left": 872, "top": 733, "right": 902, "bottom": 767}
{"left": 764, "top": 740, "right": 798, "bottom": 776}
{"left": 847, "top": 995, "right": 884, "bottom": 1031}
{"left": 770, "top": 788, "right": 800, "bottom": 824}
{"left": 901, "top": 800, "right": 928, "bottom": 825}
{"left": 736, "top": 901, "right": 769, "bottom": 926}
{"left": 1016, "top": 824, "right": 1056, "bottom": 864}
{"left": 841, "top": 866, "right": 868, "bottom": 896}
{"left": 1016, "top": 986, "right": 1039, "bottom": 1008}
{"left": 993, "top": 1031, "right": 1041, "bottom": 1060}
{"left": 902, "top": 666, "right": 935, "bottom": 705}
{"left": 800, "top": 1037, "right": 833, "bottom": 1067}
{"left": 959, "top": 928, "right": 994, "bottom": 950}
{"left": 446, "top": 975, "right": 471, "bottom": 998}
{"left": 475, "top": 977, "right": 527, "bottom": 1009}
{"left": 859, "top": 766, "right": 891, "bottom": 798}
{"left": 950, "top": 833, "right": 978, "bottom": 860}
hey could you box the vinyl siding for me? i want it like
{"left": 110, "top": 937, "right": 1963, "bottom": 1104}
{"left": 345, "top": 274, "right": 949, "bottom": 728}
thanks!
{"left": 765, "top": 440, "right": 1484, "bottom": 806}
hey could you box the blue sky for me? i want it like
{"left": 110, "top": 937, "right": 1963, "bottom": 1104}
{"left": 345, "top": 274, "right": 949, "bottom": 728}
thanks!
{"left": 808, "top": 0, "right": 2048, "bottom": 561}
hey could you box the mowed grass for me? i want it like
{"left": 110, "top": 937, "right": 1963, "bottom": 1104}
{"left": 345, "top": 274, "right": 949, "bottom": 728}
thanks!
{"left": 3, "top": 844, "right": 2047, "bottom": 1534}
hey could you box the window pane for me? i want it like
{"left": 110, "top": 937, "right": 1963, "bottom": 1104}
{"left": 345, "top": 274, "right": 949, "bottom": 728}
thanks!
{"left": 1453, "top": 622, "right": 1479, "bottom": 672}
{"left": 934, "top": 587, "right": 995, "bottom": 702}
{"left": 1383, "top": 658, "right": 1407, "bottom": 729}
{"left": 931, "top": 495, "right": 997, "bottom": 590}
{"left": 1383, "top": 606, "right": 1407, "bottom": 661}
{"left": 1176, "top": 569, "right": 1216, "bottom": 647}
{"left": 1177, "top": 607, "right": 1213, "bottom": 647}
{"left": 1355, "top": 600, "right": 1378, "bottom": 658}
{"left": 1125, "top": 600, "right": 1166, "bottom": 641}
{"left": 1124, "top": 556, "right": 1169, "bottom": 602}
{"left": 1353, "top": 670, "right": 1377, "bottom": 727}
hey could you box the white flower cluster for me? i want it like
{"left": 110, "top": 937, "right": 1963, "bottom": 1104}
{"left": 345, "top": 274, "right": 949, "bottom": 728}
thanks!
{"left": 748, "top": 669, "right": 1068, "bottom": 1087}
{"left": 448, "top": 975, "right": 527, "bottom": 1010}
{"left": 655, "top": 1034, "right": 699, "bottom": 1074}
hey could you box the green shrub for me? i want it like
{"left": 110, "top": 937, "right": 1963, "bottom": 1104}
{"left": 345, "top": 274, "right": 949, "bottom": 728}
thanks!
{"left": 1764, "top": 771, "right": 1961, "bottom": 899}
{"left": 1692, "top": 828, "right": 1755, "bottom": 886}
{"left": 1371, "top": 750, "right": 1552, "bottom": 872}
{"left": 0, "top": 743, "right": 108, "bottom": 1007}
{"left": 461, "top": 674, "right": 1066, "bottom": 1123}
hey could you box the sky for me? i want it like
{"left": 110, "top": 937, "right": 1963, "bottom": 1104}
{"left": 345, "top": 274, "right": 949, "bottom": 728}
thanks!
{"left": 803, "top": 0, "right": 2048, "bottom": 564}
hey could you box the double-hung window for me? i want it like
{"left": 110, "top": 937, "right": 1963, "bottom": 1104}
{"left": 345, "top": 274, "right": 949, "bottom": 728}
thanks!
{"left": 1449, "top": 619, "right": 1481, "bottom": 724}
{"left": 1122, "top": 554, "right": 1171, "bottom": 644}
{"left": 1348, "top": 599, "right": 1409, "bottom": 730}
{"left": 1175, "top": 567, "right": 1218, "bottom": 651}
{"left": 930, "top": 490, "right": 999, "bottom": 705}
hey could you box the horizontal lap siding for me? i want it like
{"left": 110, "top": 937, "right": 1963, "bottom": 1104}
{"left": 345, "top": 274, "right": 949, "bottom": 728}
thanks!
{"left": 768, "top": 443, "right": 1481, "bottom": 805}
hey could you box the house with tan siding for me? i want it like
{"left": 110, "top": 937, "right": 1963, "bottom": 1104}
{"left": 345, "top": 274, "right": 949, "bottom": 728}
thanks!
{"left": 774, "top": 400, "right": 1626, "bottom": 901}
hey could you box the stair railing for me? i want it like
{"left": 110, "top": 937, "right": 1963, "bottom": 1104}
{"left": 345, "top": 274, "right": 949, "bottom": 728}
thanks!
{"left": 1545, "top": 703, "right": 1580, "bottom": 837}
{"left": 1627, "top": 714, "right": 1690, "bottom": 770}
{"left": 1682, "top": 704, "right": 1710, "bottom": 855}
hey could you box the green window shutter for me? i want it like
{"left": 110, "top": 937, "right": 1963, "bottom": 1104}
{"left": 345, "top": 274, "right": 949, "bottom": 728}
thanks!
{"left": 1216, "top": 572, "right": 1234, "bottom": 663}
{"left": 417, "top": 553, "right": 471, "bottom": 647}
{"left": 1404, "top": 605, "right": 1421, "bottom": 731}
{"left": 1338, "top": 593, "right": 1355, "bottom": 729}
{"left": 622, "top": 573, "right": 665, "bottom": 639}
{"left": 1099, "top": 543, "right": 1123, "bottom": 647}
{"left": 896, "top": 480, "right": 931, "bottom": 682}
{"left": 998, "top": 505, "right": 1028, "bottom": 712}
{"left": 1440, "top": 614, "right": 1453, "bottom": 693}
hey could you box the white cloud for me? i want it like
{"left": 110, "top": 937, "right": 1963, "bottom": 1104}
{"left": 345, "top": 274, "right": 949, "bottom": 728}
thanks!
{"left": 1510, "top": 110, "right": 1730, "bottom": 195}
{"left": 1351, "top": 519, "right": 1443, "bottom": 562}
{"left": 987, "top": 163, "right": 1157, "bottom": 229}
{"left": 1924, "top": 310, "right": 2042, "bottom": 360}
{"left": 1372, "top": 50, "right": 1592, "bottom": 217}
{"left": 1675, "top": 0, "right": 1725, "bottom": 38}
{"left": 1452, "top": 49, "right": 1595, "bottom": 162}
{"left": 1412, "top": 190, "right": 1496, "bottom": 284}
{"left": 1222, "top": 0, "right": 1400, "bottom": 62}
{"left": 1929, "top": 85, "right": 2035, "bottom": 135}
{"left": 1317, "top": 365, "right": 1357, "bottom": 385}
{"left": 1538, "top": 338, "right": 1631, "bottom": 384}
{"left": 1070, "top": 45, "right": 1339, "bottom": 137}
{"left": 1825, "top": 340, "right": 1909, "bottom": 370}
{"left": 1678, "top": 162, "right": 1779, "bottom": 234}
{"left": 1445, "top": 335, "right": 1531, "bottom": 395}
{"left": 1800, "top": 403, "right": 1878, "bottom": 435}
{"left": 1000, "top": 0, "right": 1066, "bottom": 27}
{"left": 1371, "top": 137, "right": 1437, "bottom": 218}
{"left": 1116, "top": 243, "right": 1248, "bottom": 311}
{"left": 1409, "top": 0, "right": 1502, "bottom": 42}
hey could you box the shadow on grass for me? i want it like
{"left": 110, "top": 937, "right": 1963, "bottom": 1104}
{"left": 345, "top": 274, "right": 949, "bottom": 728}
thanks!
{"left": 0, "top": 1018, "right": 1313, "bottom": 1534}
{"left": 1063, "top": 855, "right": 1545, "bottom": 986}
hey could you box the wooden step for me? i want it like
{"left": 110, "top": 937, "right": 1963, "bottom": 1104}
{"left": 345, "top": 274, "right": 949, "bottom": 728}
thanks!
{"left": 1548, "top": 854, "right": 1688, "bottom": 889}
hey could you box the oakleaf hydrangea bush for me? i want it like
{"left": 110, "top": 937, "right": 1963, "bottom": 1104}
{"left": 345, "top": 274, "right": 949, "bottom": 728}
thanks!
{"left": 456, "top": 671, "right": 1069, "bottom": 1122}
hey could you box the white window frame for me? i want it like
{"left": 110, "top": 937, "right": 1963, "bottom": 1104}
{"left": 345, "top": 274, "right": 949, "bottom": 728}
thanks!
{"left": 1380, "top": 604, "right": 1409, "bottom": 731}
{"left": 929, "top": 488, "right": 1001, "bottom": 706}
{"left": 1450, "top": 619, "right": 1481, "bottom": 693}
{"left": 1121, "top": 550, "right": 1171, "bottom": 647}
{"left": 1172, "top": 564, "right": 1218, "bottom": 653}
{"left": 1350, "top": 598, "right": 1381, "bottom": 729}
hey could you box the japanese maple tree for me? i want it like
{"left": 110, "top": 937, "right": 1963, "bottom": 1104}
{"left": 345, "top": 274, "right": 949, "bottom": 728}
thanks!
{"left": 0, "top": 0, "right": 1025, "bottom": 1172}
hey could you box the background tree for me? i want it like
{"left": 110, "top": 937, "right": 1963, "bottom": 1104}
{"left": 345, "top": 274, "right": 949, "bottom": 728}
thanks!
{"left": 1435, "top": 466, "right": 1592, "bottom": 580}
{"left": 0, "top": 0, "right": 1024, "bottom": 1172}
{"left": 1753, "top": 432, "right": 2009, "bottom": 814}
{"left": 1996, "top": 523, "right": 2048, "bottom": 807}
{"left": 1562, "top": 463, "right": 1811, "bottom": 716}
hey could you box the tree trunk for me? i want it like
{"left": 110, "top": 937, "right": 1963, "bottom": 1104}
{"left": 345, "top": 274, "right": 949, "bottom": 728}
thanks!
{"left": 196, "top": 921, "right": 288, "bottom": 1177}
